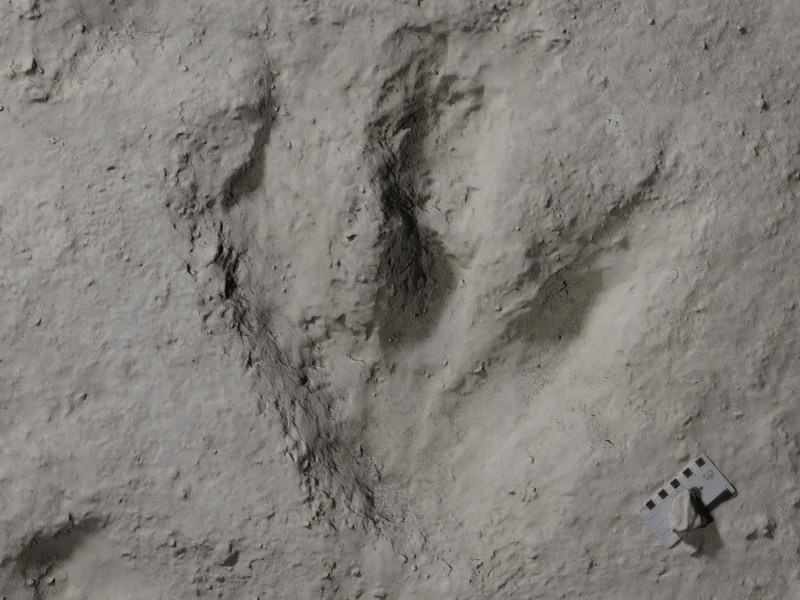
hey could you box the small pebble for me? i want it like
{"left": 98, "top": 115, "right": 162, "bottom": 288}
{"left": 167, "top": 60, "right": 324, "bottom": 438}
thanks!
{"left": 648, "top": 18, "right": 655, "bottom": 25}
{"left": 737, "top": 24, "right": 746, "bottom": 33}
{"left": 181, "top": 65, "right": 188, "bottom": 72}
{"left": 670, "top": 489, "right": 709, "bottom": 532}
{"left": 26, "top": 87, "right": 48, "bottom": 102}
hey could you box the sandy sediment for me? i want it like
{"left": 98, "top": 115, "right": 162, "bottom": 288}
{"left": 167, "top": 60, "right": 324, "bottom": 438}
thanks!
{"left": 1, "top": 1, "right": 800, "bottom": 599}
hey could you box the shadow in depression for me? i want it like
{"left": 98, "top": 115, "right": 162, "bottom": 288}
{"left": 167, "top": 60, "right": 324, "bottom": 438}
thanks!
{"left": 504, "top": 264, "right": 605, "bottom": 346}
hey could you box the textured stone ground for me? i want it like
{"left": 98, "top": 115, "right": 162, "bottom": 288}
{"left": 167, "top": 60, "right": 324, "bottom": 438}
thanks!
{"left": 1, "top": 1, "right": 800, "bottom": 599}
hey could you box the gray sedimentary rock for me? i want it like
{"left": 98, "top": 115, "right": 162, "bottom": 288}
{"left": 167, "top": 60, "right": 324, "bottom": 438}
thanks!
{"left": 670, "top": 490, "right": 710, "bottom": 533}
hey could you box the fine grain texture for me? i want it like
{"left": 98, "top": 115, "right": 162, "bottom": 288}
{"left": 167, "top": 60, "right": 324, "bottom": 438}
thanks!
{"left": 1, "top": 1, "right": 800, "bottom": 599}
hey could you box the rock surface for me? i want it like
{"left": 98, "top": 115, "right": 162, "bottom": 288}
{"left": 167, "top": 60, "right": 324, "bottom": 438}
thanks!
{"left": 670, "top": 490, "right": 709, "bottom": 534}
{"left": 0, "top": 0, "right": 799, "bottom": 599}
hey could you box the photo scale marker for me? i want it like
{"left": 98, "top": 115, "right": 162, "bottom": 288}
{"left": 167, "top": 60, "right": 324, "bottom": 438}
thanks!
{"left": 636, "top": 453, "right": 735, "bottom": 548}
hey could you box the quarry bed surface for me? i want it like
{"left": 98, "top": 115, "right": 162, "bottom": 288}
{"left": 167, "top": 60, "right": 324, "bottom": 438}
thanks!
{"left": 1, "top": 1, "right": 799, "bottom": 598}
